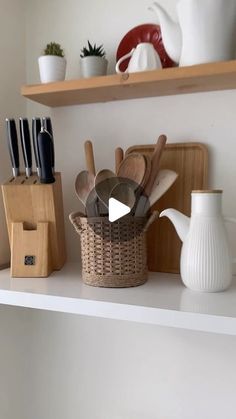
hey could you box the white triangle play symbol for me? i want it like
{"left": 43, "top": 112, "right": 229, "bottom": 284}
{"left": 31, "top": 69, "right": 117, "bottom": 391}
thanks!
{"left": 108, "top": 197, "right": 131, "bottom": 222}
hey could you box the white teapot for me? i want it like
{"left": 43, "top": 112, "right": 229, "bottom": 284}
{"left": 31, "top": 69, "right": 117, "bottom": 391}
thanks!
{"left": 115, "top": 42, "right": 162, "bottom": 74}
{"left": 150, "top": 0, "right": 236, "bottom": 66}
{"left": 160, "top": 190, "right": 236, "bottom": 292}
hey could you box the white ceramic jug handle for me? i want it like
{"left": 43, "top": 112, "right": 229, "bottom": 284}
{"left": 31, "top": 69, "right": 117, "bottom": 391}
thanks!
{"left": 115, "top": 48, "right": 135, "bottom": 74}
{"left": 224, "top": 217, "right": 236, "bottom": 263}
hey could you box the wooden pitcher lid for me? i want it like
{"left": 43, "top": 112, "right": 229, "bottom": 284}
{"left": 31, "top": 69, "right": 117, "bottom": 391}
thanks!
{"left": 192, "top": 189, "right": 223, "bottom": 194}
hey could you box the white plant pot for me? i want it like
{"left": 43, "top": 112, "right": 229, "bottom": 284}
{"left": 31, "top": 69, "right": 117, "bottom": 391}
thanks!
{"left": 80, "top": 56, "right": 108, "bottom": 78}
{"left": 38, "top": 55, "right": 66, "bottom": 83}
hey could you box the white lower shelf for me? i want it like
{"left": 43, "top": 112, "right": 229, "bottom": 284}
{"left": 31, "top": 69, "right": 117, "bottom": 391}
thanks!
{"left": 0, "top": 263, "right": 236, "bottom": 335}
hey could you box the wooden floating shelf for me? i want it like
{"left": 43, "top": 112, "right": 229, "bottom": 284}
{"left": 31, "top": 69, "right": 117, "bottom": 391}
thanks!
{"left": 21, "top": 60, "right": 236, "bottom": 107}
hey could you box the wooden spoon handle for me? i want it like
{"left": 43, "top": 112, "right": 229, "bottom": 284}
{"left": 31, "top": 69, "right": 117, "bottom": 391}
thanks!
{"left": 115, "top": 147, "right": 124, "bottom": 174}
{"left": 144, "top": 134, "right": 167, "bottom": 197}
{"left": 84, "top": 140, "right": 96, "bottom": 176}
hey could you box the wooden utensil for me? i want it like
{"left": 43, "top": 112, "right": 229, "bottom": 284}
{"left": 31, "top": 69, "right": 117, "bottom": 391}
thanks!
{"left": 84, "top": 140, "right": 96, "bottom": 176}
{"left": 141, "top": 155, "right": 152, "bottom": 188}
{"left": 126, "top": 142, "right": 208, "bottom": 273}
{"left": 75, "top": 170, "right": 97, "bottom": 216}
{"left": 95, "top": 169, "right": 119, "bottom": 208}
{"left": 145, "top": 134, "right": 167, "bottom": 195}
{"left": 115, "top": 147, "right": 124, "bottom": 174}
{"left": 143, "top": 169, "right": 178, "bottom": 213}
{"left": 117, "top": 152, "right": 149, "bottom": 190}
{"left": 84, "top": 140, "right": 99, "bottom": 215}
{"left": 110, "top": 182, "right": 136, "bottom": 210}
{"left": 135, "top": 134, "right": 167, "bottom": 216}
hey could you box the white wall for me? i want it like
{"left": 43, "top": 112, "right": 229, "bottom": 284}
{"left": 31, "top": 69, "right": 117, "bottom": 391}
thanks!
{"left": 0, "top": 2, "right": 27, "bottom": 417}
{"left": 0, "top": 0, "right": 26, "bottom": 265}
{"left": 25, "top": 0, "right": 236, "bottom": 262}
{"left": 1, "top": 1, "right": 236, "bottom": 418}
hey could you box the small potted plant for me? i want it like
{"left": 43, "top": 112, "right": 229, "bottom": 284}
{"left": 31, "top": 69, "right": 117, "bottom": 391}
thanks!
{"left": 38, "top": 42, "right": 66, "bottom": 83}
{"left": 80, "top": 41, "right": 108, "bottom": 78}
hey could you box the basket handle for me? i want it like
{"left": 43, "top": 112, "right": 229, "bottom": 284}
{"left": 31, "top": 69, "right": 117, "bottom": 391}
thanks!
{"left": 69, "top": 211, "right": 84, "bottom": 235}
{"left": 69, "top": 210, "right": 159, "bottom": 235}
{"left": 143, "top": 210, "right": 159, "bottom": 233}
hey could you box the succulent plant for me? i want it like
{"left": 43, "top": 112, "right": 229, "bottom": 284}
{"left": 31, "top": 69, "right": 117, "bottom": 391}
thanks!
{"left": 44, "top": 42, "right": 64, "bottom": 57}
{"left": 80, "top": 41, "right": 106, "bottom": 58}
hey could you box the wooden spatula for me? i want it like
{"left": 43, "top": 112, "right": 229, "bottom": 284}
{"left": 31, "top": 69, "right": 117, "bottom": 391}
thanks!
{"left": 143, "top": 169, "right": 178, "bottom": 214}
{"left": 135, "top": 134, "right": 167, "bottom": 216}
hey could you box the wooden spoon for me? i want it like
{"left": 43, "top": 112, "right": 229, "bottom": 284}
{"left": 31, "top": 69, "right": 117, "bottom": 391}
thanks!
{"left": 84, "top": 139, "right": 99, "bottom": 214}
{"left": 115, "top": 147, "right": 124, "bottom": 174}
{"left": 75, "top": 170, "right": 98, "bottom": 217}
{"left": 84, "top": 140, "right": 96, "bottom": 176}
{"left": 117, "top": 152, "right": 148, "bottom": 190}
{"left": 144, "top": 134, "right": 167, "bottom": 196}
{"left": 139, "top": 154, "right": 152, "bottom": 189}
{"left": 95, "top": 169, "right": 119, "bottom": 208}
{"left": 143, "top": 169, "right": 178, "bottom": 214}
{"left": 110, "top": 182, "right": 136, "bottom": 210}
{"left": 135, "top": 134, "right": 167, "bottom": 216}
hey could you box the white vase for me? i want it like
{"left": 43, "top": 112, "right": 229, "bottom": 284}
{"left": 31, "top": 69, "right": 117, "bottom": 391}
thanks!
{"left": 80, "top": 56, "right": 108, "bottom": 78}
{"left": 38, "top": 55, "right": 66, "bottom": 83}
{"left": 160, "top": 191, "right": 236, "bottom": 292}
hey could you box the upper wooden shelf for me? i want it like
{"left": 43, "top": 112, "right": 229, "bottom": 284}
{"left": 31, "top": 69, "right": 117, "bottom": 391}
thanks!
{"left": 21, "top": 60, "right": 236, "bottom": 107}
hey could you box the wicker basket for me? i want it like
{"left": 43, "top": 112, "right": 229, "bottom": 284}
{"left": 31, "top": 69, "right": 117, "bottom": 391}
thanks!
{"left": 69, "top": 211, "right": 158, "bottom": 288}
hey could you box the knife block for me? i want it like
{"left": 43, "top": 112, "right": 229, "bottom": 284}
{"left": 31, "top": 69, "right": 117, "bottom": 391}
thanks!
{"left": 11, "top": 221, "right": 52, "bottom": 277}
{"left": 1, "top": 172, "right": 66, "bottom": 277}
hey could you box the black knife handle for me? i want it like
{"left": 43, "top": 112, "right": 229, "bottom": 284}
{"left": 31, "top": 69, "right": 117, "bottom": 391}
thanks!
{"left": 32, "top": 117, "right": 42, "bottom": 176}
{"left": 42, "top": 117, "right": 54, "bottom": 170}
{"left": 42, "top": 116, "right": 53, "bottom": 137}
{"left": 5, "top": 118, "right": 20, "bottom": 177}
{"left": 37, "top": 130, "right": 55, "bottom": 184}
{"left": 19, "top": 118, "right": 32, "bottom": 177}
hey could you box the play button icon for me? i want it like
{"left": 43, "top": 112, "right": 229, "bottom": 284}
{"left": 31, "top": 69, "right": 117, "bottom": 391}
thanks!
{"left": 84, "top": 177, "right": 150, "bottom": 241}
{"left": 108, "top": 198, "right": 131, "bottom": 222}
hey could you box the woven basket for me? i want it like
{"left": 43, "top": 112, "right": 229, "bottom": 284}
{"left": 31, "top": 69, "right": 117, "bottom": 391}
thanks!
{"left": 69, "top": 211, "right": 158, "bottom": 288}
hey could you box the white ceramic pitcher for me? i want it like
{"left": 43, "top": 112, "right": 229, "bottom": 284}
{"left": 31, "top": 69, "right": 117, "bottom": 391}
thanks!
{"left": 160, "top": 190, "right": 236, "bottom": 292}
{"left": 115, "top": 42, "right": 162, "bottom": 74}
{"left": 150, "top": 0, "right": 236, "bottom": 66}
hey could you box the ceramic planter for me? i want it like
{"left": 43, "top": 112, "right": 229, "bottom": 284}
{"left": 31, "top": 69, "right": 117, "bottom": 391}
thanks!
{"left": 80, "top": 56, "right": 108, "bottom": 78}
{"left": 38, "top": 55, "right": 66, "bottom": 83}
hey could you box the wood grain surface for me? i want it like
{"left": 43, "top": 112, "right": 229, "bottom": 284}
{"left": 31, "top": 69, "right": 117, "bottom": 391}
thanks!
{"left": 11, "top": 222, "right": 52, "bottom": 278}
{"left": 1, "top": 173, "right": 66, "bottom": 274}
{"left": 21, "top": 60, "right": 236, "bottom": 107}
{"left": 126, "top": 143, "right": 208, "bottom": 273}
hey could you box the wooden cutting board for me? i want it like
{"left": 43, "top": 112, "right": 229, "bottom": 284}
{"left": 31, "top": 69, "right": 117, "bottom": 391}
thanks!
{"left": 126, "top": 143, "right": 208, "bottom": 273}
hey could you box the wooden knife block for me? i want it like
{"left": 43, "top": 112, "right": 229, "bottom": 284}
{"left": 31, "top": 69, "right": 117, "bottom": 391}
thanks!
{"left": 1, "top": 173, "right": 66, "bottom": 277}
{"left": 11, "top": 221, "right": 51, "bottom": 277}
